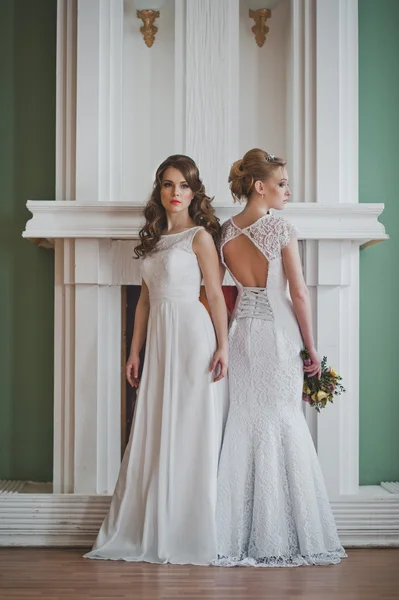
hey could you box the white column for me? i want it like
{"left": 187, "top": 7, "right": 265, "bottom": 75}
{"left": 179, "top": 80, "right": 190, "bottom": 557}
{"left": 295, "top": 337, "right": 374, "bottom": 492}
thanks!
{"left": 314, "top": 0, "right": 359, "bottom": 496}
{"left": 316, "top": 0, "right": 358, "bottom": 205}
{"left": 76, "top": 0, "right": 123, "bottom": 202}
{"left": 73, "top": 240, "right": 121, "bottom": 494}
{"left": 184, "top": 0, "right": 239, "bottom": 203}
{"left": 72, "top": 0, "right": 124, "bottom": 492}
{"left": 288, "top": 0, "right": 359, "bottom": 496}
{"left": 315, "top": 241, "right": 359, "bottom": 497}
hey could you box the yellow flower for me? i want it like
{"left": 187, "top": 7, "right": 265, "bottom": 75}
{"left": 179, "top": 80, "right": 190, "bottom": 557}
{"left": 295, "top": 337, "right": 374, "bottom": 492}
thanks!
{"left": 317, "top": 390, "right": 328, "bottom": 401}
{"left": 329, "top": 368, "right": 338, "bottom": 378}
{"left": 303, "top": 384, "right": 311, "bottom": 395}
{"left": 311, "top": 393, "right": 318, "bottom": 402}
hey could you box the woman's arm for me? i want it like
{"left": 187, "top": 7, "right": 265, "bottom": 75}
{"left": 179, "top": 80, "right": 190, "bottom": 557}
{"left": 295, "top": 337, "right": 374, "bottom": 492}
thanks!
{"left": 193, "top": 229, "right": 229, "bottom": 382}
{"left": 282, "top": 236, "right": 321, "bottom": 377}
{"left": 126, "top": 280, "right": 150, "bottom": 387}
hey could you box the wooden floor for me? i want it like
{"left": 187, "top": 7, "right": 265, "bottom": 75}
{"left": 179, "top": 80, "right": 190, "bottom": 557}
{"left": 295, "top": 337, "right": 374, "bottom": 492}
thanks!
{"left": 0, "top": 548, "right": 398, "bottom": 599}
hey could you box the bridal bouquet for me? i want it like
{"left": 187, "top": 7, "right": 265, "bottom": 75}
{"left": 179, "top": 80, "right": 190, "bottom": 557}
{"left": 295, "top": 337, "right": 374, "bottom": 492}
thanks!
{"left": 300, "top": 349, "right": 345, "bottom": 412}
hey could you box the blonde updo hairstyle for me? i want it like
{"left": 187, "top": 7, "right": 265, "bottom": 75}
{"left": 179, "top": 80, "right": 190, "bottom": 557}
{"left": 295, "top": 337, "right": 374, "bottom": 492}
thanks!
{"left": 229, "top": 148, "right": 286, "bottom": 203}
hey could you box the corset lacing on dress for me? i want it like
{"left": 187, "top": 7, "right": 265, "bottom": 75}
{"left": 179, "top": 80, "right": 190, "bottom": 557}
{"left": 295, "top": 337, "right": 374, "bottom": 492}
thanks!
{"left": 236, "top": 288, "right": 274, "bottom": 321}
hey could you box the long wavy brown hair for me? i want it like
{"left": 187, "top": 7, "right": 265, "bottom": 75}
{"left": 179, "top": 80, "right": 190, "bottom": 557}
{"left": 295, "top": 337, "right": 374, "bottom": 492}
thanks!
{"left": 134, "top": 155, "right": 220, "bottom": 258}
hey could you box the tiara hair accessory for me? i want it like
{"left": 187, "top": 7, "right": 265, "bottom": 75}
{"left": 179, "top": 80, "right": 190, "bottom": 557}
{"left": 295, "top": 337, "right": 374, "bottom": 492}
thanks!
{"left": 265, "top": 152, "right": 275, "bottom": 162}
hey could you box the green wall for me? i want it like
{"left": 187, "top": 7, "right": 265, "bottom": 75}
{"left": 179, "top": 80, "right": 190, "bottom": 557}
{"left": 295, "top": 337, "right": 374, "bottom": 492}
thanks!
{"left": 359, "top": 0, "right": 399, "bottom": 484}
{"left": 0, "top": 0, "right": 56, "bottom": 481}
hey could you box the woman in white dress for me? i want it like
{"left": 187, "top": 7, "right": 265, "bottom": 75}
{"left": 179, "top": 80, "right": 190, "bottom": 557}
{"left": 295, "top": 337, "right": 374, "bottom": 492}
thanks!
{"left": 85, "top": 155, "right": 228, "bottom": 565}
{"left": 215, "top": 148, "right": 346, "bottom": 567}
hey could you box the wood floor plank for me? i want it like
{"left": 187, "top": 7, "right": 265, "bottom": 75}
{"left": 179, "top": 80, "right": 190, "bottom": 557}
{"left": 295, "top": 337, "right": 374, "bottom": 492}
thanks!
{"left": 0, "top": 548, "right": 398, "bottom": 600}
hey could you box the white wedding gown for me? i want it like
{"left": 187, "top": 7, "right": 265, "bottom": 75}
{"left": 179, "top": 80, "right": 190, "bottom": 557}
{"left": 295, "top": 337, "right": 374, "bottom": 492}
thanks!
{"left": 85, "top": 226, "right": 228, "bottom": 565}
{"left": 215, "top": 214, "right": 346, "bottom": 567}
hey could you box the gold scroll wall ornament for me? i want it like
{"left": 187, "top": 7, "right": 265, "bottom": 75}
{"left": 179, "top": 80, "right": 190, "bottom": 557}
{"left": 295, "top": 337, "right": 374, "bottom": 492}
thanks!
{"left": 137, "top": 9, "right": 160, "bottom": 48}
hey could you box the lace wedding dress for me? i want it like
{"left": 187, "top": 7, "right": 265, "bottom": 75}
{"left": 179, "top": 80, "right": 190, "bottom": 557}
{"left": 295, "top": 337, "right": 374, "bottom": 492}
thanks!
{"left": 214, "top": 214, "right": 346, "bottom": 567}
{"left": 85, "top": 226, "right": 228, "bottom": 565}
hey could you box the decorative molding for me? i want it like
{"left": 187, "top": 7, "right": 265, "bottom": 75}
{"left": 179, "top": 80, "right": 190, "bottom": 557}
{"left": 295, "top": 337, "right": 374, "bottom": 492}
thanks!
{"left": 1, "top": 492, "right": 398, "bottom": 548}
{"left": 249, "top": 8, "right": 271, "bottom": 48}
{"left": 23, "top": 201, "right": 388, "bottom": 245}
{"left": 137, "top": 9, "right": 159, "bottom": 48}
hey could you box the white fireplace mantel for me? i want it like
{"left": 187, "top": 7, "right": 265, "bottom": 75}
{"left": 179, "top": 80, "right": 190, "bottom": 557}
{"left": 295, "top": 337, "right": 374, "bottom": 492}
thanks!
{"left": 21, "top": 198, "right": 389, "bottom": 501}
{"left": 23, "top": 200, "right": 388, "bottom": 246}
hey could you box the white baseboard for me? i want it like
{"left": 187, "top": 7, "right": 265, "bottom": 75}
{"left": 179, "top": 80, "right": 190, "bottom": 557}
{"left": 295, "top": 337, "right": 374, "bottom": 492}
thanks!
{"left": 1, "top": 492, "right": 398, "bottom": 548}
{"left": 332, "top": 497, "right": 399, "bottom": 547}
{"left": 0, "top": 494, "right": 108, "bottom": 547}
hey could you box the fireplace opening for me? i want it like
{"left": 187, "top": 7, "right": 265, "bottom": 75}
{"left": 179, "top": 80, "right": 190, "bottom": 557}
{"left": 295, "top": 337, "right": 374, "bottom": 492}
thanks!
{"left": 121, "top": 285, "right": 238, "bottom": 454}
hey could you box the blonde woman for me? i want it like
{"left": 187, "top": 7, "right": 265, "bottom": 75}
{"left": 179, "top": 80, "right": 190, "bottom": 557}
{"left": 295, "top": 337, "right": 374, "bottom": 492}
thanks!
{"left": 215, "top": 149, "right": 346, "bottom": 567}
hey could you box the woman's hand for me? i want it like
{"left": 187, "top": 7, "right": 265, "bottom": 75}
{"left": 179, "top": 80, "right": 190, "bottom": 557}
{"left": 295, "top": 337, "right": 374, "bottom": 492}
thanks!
{"left": 126, "top": 354, "right": 140, "bottom": 388}
{"left": 303, "top": 347, "right": 321, "bottom": 379}
{"left": 210, "top": 347, "right": 228, "bottom": 382}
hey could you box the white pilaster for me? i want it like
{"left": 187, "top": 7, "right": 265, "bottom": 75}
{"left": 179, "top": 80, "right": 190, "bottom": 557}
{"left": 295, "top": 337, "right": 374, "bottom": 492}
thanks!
{"left": 315, "top": 241, "right": 359, "bottom": 497}
{"left": 288, "top": 0, "right": 360, "bottom": 496}
{"left": 76, "top": 0, "right": 123, "bottom": 202}
{"left": 73, "top": 240, "right": 121, "bottom": 494}
{"left": 70, "top": 0, "right": 124, "bottom": 493}
{"left": 185, "top": 0, "right": 239, "bottom": 203}
{"left": 316, "top": 0, "right": 358, "bottom": 205}
{"left": 314, "top": 0, "right": 360, "bottom": 496}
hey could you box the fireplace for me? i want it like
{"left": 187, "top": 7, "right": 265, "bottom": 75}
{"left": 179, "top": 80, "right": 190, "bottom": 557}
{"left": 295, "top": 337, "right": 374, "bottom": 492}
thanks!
{"left": 21, "top": 201, "right": 388, "bottom": 501}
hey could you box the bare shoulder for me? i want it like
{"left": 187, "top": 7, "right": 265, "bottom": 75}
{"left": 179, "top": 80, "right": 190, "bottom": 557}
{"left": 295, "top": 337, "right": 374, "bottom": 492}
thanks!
{"left": 192, "top": 227, "right": 216, "bottom": 254}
